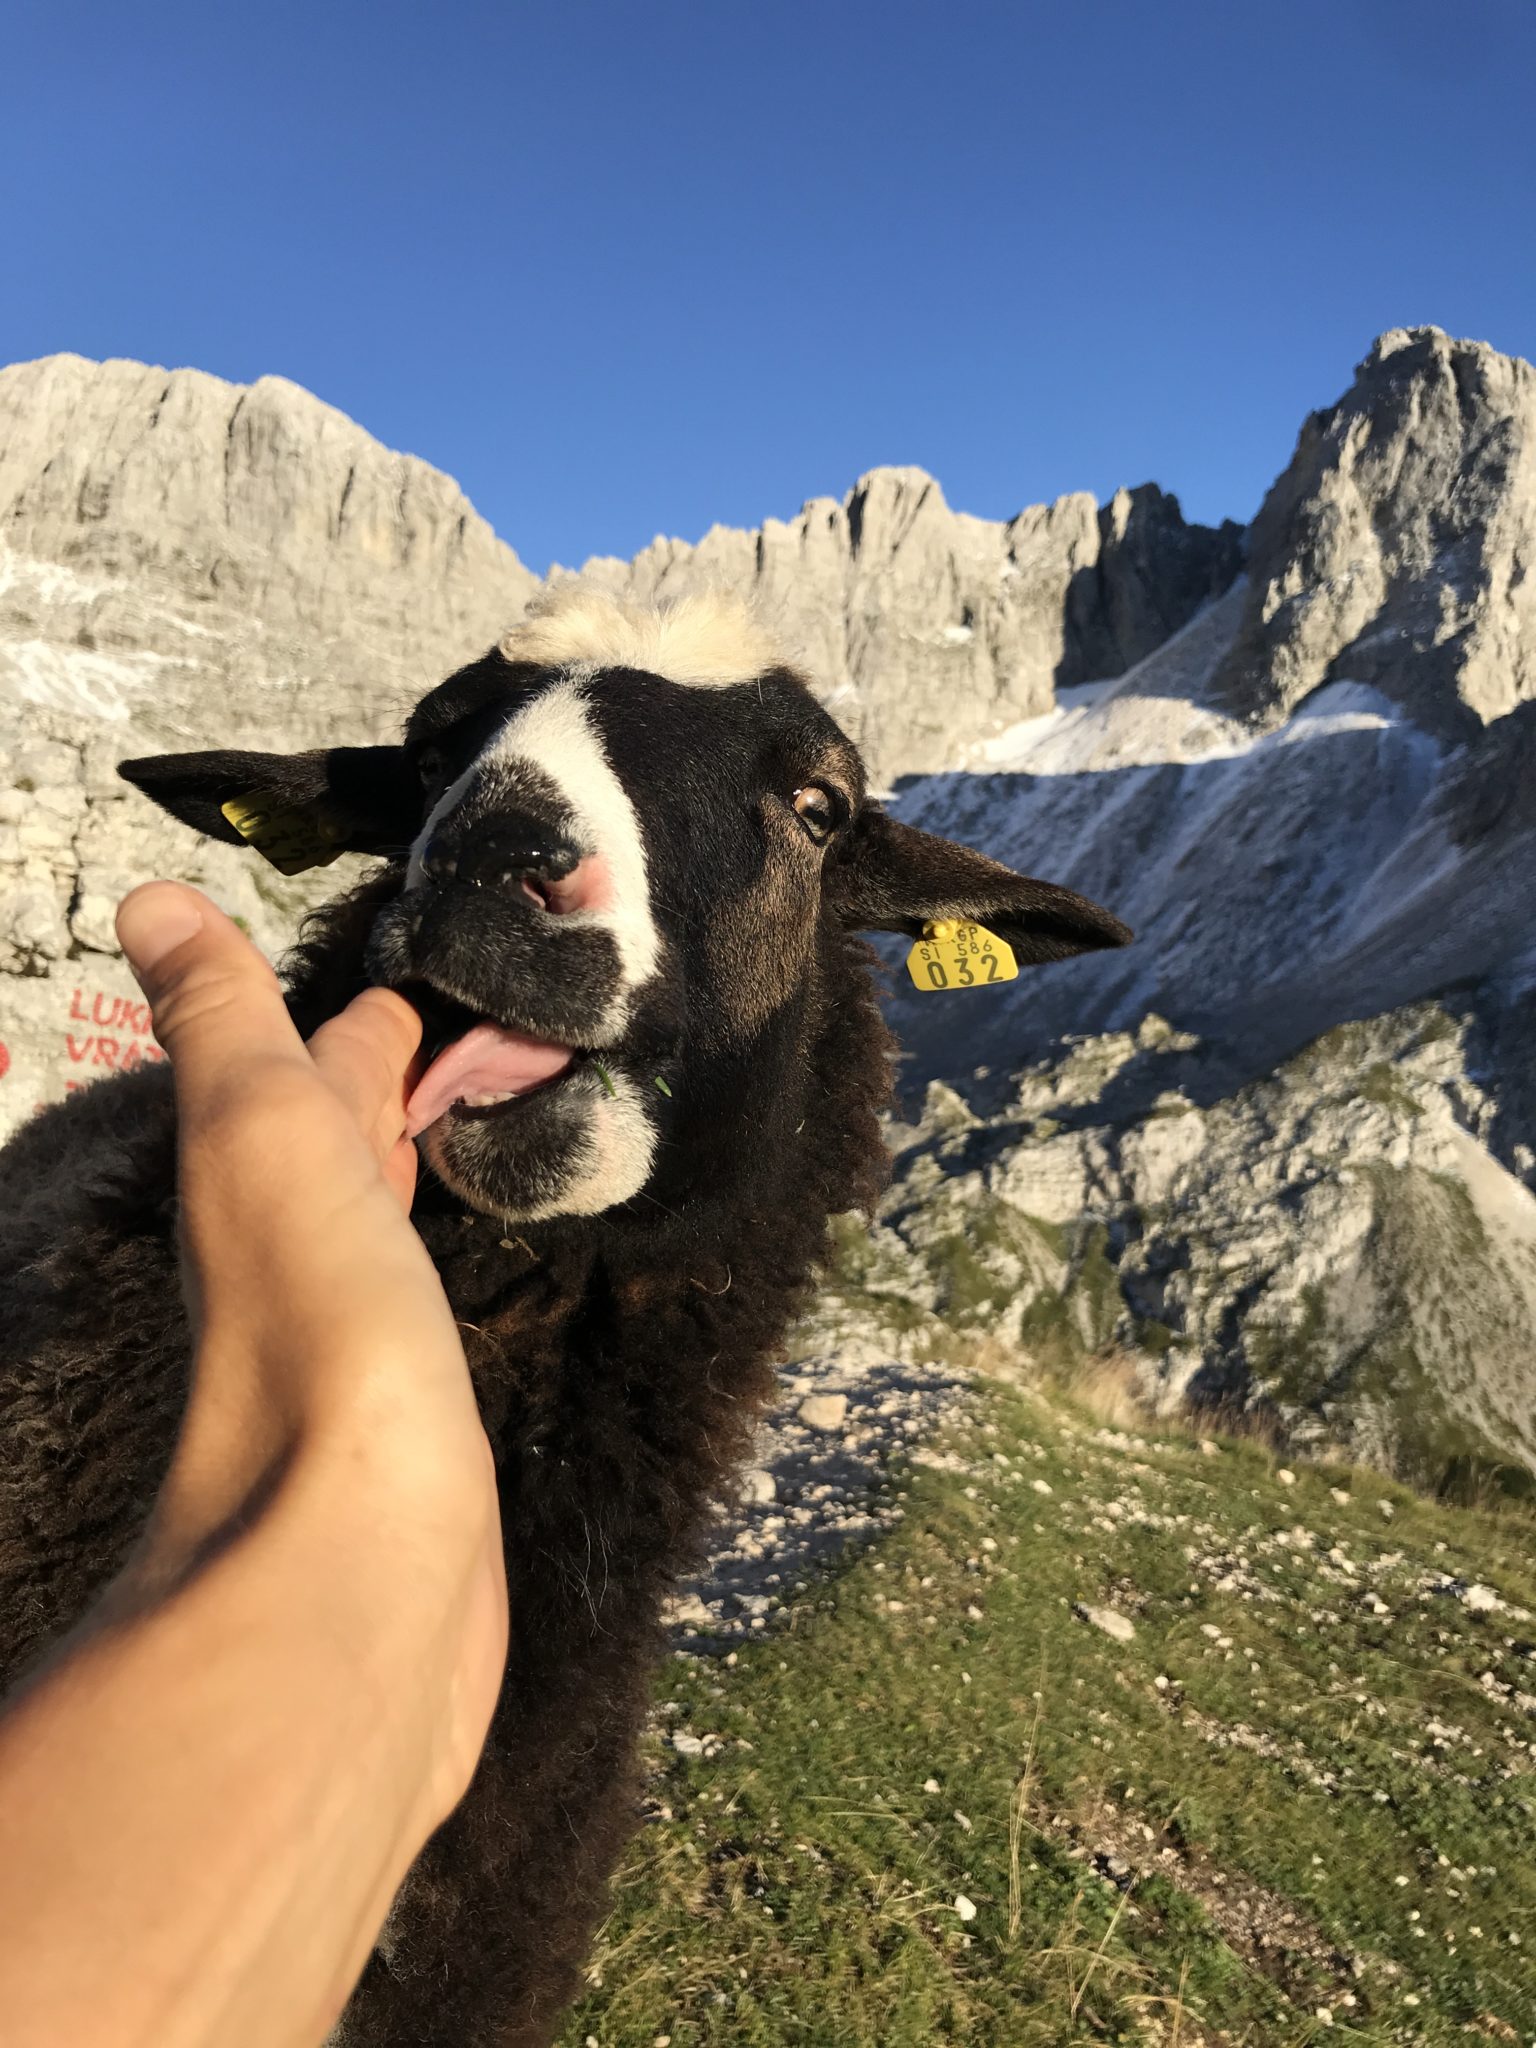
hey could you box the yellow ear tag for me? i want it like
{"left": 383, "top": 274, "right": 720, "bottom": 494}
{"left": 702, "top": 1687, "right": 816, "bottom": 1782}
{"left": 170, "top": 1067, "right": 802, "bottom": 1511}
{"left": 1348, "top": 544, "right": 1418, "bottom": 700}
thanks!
{"left": 221, "top": 792, "right": 347, "bottom": 877}
{"left": 906, "top": 919, "right": 1019, "bottom": 992}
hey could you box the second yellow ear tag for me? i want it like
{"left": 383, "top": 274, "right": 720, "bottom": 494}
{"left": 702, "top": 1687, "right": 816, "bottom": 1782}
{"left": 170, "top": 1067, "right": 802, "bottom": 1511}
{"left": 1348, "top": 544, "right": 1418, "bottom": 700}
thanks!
{"left": 221, "top": 792, "right": 346, "bottom": 877}
{"left": 906, "top": 919, "right": 1019, "bottom": 992}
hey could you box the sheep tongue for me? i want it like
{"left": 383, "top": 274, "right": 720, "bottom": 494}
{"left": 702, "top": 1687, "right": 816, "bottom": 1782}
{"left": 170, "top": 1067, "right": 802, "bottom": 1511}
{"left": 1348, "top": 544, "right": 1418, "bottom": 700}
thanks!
{"left": 405, "top": 1022, "right": 574, "bottom": 1137}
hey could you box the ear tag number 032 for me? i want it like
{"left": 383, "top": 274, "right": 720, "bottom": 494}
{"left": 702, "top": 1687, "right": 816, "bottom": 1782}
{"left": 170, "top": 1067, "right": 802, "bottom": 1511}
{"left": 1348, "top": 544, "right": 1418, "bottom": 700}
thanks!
{"left": 221, "top": 792, "right": 347, "bottom": 877}
{"left": 905, "top": 919, "right": 1019, "bottom": 992}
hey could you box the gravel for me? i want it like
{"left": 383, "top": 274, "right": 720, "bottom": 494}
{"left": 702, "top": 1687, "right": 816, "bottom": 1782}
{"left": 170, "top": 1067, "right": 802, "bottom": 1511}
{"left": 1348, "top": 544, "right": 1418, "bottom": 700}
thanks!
{"left": 662, "top": 1336, "right": 972, "bottom": 1650}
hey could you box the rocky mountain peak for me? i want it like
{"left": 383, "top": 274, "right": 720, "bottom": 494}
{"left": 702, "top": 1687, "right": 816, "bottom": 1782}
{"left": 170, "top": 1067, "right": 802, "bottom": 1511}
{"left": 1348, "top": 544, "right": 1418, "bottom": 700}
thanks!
{"left": 584, "top": 461, "right": 1239, "bottom": 781}
{"left": 844, "top": 463, "right": 951, "bottom": 555}
{"left": 1212, "top": 325, "right": 1536, "bottom": 738}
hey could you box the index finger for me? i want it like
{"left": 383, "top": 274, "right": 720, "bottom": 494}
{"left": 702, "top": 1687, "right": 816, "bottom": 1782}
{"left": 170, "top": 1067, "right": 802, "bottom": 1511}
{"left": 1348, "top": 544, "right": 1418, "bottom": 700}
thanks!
{"left": 115, "top": 883, "right": 309, "bottom": 1120}
{"left": 307, "top": 988, "right": 424, "bottom": 1154}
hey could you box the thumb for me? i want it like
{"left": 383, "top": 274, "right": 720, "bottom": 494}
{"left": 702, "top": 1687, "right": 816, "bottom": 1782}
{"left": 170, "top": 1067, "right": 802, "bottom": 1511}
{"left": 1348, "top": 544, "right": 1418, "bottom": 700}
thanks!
{"left": 115, "top": 883, "right": 305, "bottom": 1115}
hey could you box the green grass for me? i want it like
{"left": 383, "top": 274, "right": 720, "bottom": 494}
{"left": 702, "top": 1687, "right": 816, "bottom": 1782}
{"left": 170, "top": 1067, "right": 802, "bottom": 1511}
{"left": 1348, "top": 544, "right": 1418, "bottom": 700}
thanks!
{"left": 561, "top": 1386, "right": 1536, "bottom": 2047}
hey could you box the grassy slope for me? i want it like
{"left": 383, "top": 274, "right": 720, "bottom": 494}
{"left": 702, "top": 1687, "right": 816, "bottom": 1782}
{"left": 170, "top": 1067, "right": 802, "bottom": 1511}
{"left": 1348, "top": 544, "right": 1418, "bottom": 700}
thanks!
{"left": 561, "top": 1386, "right": 1536, "bottom": 2048}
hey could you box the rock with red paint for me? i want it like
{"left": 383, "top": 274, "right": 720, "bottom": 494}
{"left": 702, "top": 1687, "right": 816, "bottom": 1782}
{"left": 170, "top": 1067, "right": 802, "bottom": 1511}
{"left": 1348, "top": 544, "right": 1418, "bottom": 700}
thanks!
{"left": 0, "top": 722, "right": 304, "bottom": 1128}
{"left": 0, "top": 353, "right": 546, "bottom": 1135}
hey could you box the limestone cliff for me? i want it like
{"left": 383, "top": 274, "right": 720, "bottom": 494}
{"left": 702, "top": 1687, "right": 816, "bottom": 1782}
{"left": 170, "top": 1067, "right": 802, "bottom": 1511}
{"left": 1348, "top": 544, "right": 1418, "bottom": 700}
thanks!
{"left": 580, "top": 468, "right": 1240, "bottom": 781}
{"left": 1211, "top": 327, "right": 1536, "bottom": 737}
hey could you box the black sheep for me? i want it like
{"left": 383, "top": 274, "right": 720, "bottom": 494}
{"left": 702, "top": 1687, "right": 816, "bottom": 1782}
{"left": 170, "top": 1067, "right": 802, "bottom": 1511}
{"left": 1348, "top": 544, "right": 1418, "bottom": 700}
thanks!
{"left": 0, "top": 589, "right": 1130, "bottom": 2046}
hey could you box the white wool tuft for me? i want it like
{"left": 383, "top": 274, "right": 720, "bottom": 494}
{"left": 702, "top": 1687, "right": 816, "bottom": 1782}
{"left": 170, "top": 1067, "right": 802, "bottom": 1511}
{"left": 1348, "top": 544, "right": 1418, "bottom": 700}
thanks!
{"left": 499, "top": 585, "right": 787, "bottom": 689}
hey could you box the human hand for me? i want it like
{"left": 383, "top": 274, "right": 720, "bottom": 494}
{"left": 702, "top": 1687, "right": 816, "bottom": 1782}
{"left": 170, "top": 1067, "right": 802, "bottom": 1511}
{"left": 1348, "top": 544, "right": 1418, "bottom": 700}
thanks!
{"left": 115, "top": 880, "right": 508, "bottom": 1825}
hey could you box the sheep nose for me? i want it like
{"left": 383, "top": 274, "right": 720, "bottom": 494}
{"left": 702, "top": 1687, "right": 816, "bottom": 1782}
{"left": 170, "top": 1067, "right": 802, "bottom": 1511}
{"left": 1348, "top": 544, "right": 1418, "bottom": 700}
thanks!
{"left": 424, "top": 815, "right": 585, "bottom": 894}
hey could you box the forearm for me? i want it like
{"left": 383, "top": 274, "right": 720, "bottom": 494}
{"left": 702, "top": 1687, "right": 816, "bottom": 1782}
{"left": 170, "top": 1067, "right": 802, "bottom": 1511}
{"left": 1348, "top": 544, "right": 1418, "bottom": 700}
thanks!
{"left": 0, "top": 1426, "right": 452, "bottom": 2048}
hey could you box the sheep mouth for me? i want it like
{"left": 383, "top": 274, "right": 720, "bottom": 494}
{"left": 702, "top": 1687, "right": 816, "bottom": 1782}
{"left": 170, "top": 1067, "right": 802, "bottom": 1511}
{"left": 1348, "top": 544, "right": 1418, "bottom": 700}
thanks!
{"left": 399, "top": 984, "right": 585, "bottom": 1138}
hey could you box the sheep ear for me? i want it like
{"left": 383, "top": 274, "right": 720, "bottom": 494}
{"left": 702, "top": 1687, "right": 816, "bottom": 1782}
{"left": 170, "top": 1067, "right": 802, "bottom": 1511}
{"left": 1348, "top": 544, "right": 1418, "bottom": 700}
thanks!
{"left": 118, "top": 746, "right": 421, "bottom": 871}
{"left": 828, "top": 807, "right": 1132, "bottom": 964}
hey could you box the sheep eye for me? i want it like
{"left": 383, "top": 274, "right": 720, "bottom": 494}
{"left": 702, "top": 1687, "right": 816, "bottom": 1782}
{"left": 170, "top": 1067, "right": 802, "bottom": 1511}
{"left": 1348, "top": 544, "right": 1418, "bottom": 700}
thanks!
{"left": 792, "top": 785, "right": 839, "bottom": 844}
{"left": 416, "top": 746, "right": 446, "bottom": 792}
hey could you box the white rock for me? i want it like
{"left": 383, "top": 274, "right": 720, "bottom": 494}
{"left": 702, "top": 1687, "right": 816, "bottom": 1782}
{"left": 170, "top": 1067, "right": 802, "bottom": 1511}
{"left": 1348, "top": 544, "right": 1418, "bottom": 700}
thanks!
{"left": 606, "top": 466, "right": 1236, "bottom": 787}
{"left": 739, "top": 1467, "right": 777, "bottom": 1505}
{"left": 954, "top": 1894, "right": 977, "bottom": 1922}
{"left": 798, "top": 1393, "right": 848, "bottom": 1433}
{"left": 666, "top": 1594, "right": 714, "bottom": 1630}
{"left": 1213, "top": 328, "right": 1536, "bottom": 734}
{"left": 1074, "top": 1603, "right": 1136, "bottom": 1643}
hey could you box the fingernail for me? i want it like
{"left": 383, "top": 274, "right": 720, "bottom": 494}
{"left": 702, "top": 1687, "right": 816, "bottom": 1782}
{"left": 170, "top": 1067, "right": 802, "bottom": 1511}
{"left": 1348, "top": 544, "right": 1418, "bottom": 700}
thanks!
{"left": 116, "top": 884, "right": 206, "bottom": 979}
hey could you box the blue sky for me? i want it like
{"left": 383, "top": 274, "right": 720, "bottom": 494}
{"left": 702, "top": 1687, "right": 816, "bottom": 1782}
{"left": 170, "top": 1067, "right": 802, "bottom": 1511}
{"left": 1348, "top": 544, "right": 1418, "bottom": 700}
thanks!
{"left": 4, "top": 0, "right": 1533, "bottom": 573}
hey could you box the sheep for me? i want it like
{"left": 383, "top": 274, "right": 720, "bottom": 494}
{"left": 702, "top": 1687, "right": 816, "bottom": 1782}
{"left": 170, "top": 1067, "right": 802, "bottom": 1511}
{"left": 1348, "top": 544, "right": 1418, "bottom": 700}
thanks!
{"left": 0, "top": 588, "right": 1131, "bottom": 2047}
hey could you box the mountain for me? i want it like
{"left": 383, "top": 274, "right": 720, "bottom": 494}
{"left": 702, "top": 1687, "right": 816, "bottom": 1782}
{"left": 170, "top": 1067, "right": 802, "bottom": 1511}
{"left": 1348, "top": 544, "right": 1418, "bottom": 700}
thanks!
{"left": 578, "top": 468, "right": 1240, "bottom": 781}
{"left": 1211, "top": 327, "right": 1536, "bottom": 738}
{"left": 1, "top": 329, "right": 1532, "bottom": 1489}
{"left": 868, "top": 330, "right": 1536, "bottom": 1488}
{"left": 0, "top": 352, "right": 539, "bottom": 746}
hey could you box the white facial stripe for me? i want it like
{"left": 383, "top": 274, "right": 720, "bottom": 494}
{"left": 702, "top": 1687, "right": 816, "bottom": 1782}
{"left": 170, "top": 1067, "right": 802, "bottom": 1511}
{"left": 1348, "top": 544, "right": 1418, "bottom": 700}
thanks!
{"left": 406, "top": 678, "right": 660, "bottom": 1029}
{"left": 486, "top": 679, "right": 660, "bottom": 997}
{"left": 406, "top": 754, "right": 482, "bottom": 892}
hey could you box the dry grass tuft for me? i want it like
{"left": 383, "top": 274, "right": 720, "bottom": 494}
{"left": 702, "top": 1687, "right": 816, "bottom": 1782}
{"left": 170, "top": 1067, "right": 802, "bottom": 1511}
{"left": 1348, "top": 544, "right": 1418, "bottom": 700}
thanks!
{"left": 1065, "top": 1348, "right": 1293, "bottom": 1458}
{"left": 1063, "top": 1352, "right": 1149, "bottom": 1429}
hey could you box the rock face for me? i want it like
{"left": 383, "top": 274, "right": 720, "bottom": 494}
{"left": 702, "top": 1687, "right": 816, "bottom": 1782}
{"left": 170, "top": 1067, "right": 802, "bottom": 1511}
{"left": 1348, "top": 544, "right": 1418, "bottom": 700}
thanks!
{"left": 0, "top": 353, "right": 539, "bottom": 748}
{"left": 1211, "top": 328, "right": 1536, "bottom": 738}
{"left": 858, "top": 1007, "right": 1536, "bottom": 1489}
{"left": 583, "top": 469, "right": 1241, "bottom": 782}
{"left": 2, "top": 330, "right": 1534, "bottom": 1488}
